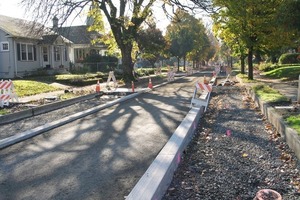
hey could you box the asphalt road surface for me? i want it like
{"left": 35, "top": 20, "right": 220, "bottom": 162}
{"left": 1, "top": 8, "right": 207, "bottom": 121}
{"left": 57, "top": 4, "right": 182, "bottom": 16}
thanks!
{"left": 0, "top": 75, "right": 203, "bottom": 200}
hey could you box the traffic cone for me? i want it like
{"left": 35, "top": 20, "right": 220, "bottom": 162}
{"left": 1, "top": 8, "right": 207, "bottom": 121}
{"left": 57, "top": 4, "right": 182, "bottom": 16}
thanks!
{"left": 131, "top": 81, "right": 135, "bottom": 92}
{"left": 148, "top": 78, "right": 153, "bottom": 89}
{"left": 96, "top": 80, "right": 100, "bottom": 93}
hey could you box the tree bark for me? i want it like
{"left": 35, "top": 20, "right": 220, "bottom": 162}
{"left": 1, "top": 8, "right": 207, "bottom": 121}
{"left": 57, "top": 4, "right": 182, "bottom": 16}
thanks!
{"left": 248, "top": 47, "right": 254, "bottom": 80}
{"left": 120, "top": 44, "right": 135, "bottom": 82}
{"left": 241, "top": 55, "right": 245, "bottom": 74}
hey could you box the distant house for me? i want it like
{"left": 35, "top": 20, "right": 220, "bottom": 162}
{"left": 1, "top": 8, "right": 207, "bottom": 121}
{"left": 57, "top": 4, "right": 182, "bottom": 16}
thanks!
{"left": 0, "top": 15, "right": 107, "bottom": 79}
{"left": 57, "top": 25, "right": 107, "bottom": 64}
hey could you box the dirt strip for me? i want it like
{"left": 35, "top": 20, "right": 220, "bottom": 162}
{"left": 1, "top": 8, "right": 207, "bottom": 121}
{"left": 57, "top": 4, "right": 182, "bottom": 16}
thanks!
{"left": 163, "top": 86, "right": 300, "bottom": 200}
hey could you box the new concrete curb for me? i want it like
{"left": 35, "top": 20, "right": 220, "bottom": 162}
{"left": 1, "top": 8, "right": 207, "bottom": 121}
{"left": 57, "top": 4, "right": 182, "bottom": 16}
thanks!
{"left": 236, "top": 76, "right": 300, "bottom": 160}
{"left": 126, "top": 107, "right": 204, "bottom": 200}
{"left": 0, "top": 91, "right": 142, "bottom": 149}
{"left": 0, "top": 93, "right": 101, "bottom": 125}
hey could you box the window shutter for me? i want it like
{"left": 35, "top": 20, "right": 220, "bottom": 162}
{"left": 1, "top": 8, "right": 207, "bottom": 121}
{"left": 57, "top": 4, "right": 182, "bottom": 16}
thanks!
{"left": 17, "top": 43, "right": 20, "bottom": 61}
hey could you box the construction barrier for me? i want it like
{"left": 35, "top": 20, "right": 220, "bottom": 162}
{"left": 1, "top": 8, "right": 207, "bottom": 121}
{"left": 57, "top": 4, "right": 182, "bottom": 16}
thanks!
{"left": 186, "top": 66, "right": 193, "bottom": 75}
{"left": 167, "top": 68, "right": 175, "bottom": 82}
{"left": 215, "top": 65, "right": 220, "bottom": 76}
{"left": 155, "top": 67, "right": 162, "bottom": 75}
{"left": 106, "top": 71, "right": 118, "bottom": 89}
{"left": 0, "top": 79, "right": 18, "bottom": 108}
{"left": 190, "top": 82, "right": 212, "bottom": 111}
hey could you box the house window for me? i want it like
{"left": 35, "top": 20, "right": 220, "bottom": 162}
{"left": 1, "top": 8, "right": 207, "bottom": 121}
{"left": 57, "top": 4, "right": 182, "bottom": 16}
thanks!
{"left": 54, "top": 46, "right": 61, "bottom": 61}
{"left": 17, "top": 43, "right": 36, "bottom": 61}
{"left": 21, "top": 44, "right": 27, "bottom": 60}
{"left": 1, "top": 42, "right": 9, "bottom": 51}
{"left": 43, "top": 47, "right": 48, "bottom": 62}
{"left": 27, "top": 44, "right": 34, "bottom": 60}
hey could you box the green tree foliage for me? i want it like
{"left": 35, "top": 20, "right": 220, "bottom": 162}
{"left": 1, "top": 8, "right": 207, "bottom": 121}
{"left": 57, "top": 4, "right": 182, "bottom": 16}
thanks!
{"left": 136, "top": 23, "right": 167, "bottom": 68}
{"left": 166, "top": 9, "right": 211, "bottom": 71}
{"left": 212, "top": 0, "right": 290, "bottom": 80}
{"left": 22, "top": 0, "right": 213, "bottom": 81}
{"left": 187, "top": 21, "right": 212, "bottom": 68}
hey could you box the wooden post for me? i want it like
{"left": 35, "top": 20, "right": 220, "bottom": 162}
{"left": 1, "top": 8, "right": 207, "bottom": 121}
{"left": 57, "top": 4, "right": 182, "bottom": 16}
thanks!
{"left": 298, "top": 75, "right": 300, "bottom": 103}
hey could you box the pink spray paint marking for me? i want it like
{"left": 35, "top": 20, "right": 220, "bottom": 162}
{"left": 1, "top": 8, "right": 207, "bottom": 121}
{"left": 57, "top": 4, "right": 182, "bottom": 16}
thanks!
{"left": 226, "top": 130, "right": 231, "bottom": 136}
{"left": 177, "top": 153, "right": 181, "bottom": 164}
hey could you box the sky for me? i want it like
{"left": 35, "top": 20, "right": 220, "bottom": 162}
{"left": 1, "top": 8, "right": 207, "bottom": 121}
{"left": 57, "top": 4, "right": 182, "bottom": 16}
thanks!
{"left": 0, "top": 0, "right": 211, "bottom": 32}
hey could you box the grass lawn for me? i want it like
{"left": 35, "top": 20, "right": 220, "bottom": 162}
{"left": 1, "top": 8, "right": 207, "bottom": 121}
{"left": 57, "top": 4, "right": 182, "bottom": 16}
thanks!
{"left": 13, "top": 80, "right": 59, "bottom": 97}
{"left": 262, "top": 65, "right": 300, "bottom": 80}
{"left": 256, "top": 65, "right": 300, "bottom": 135}
{"left": 252, "top": 84, "right": 289, "bottom": 103}
{"left": 286, "top": 115, "right": 300, "bottom": 134}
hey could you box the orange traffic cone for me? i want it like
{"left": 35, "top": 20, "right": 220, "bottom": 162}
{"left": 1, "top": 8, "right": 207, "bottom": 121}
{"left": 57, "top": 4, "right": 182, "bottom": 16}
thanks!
{"left": 131, "top": 81, "right": 135, "bottom": 92}
{"left": 96, "top": 80, "right": 100, "bottom": 93}
{"left": 148, "top": 78, "right": 153, "bottom": 89}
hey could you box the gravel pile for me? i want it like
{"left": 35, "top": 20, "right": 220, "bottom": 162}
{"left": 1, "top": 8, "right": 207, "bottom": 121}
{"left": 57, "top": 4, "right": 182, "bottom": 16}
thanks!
{"left": 163, "top": 86, "right": 300, "bottom": 200}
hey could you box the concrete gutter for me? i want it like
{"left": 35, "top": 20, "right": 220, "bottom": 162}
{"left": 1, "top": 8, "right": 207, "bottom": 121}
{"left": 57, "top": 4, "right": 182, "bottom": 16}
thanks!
{"left": 236, "top": 76, "right": 300, "bottom": 160}
{"left": 126, "top": 107, "right": 204, "bottom": 200}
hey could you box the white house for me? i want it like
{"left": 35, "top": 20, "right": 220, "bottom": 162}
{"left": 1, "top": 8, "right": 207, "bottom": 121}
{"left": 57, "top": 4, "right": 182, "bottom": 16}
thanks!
{"left": 0, "top": 15, "right": 107, "bottom": 79}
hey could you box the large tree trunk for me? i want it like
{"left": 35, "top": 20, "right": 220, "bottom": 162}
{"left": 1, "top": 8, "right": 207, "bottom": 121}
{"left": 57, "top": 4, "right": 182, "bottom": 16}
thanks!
{"left": 177, "top": 57, "right": 180, "bottom": 71}
{"left": 120, "top": 44, "right": 135, "bottom": 82}
{"left": 241, "top": 55, "right": 245, "bottom": 74}
{"left": 247, "top": 47, "right": 254, "bottom": 80}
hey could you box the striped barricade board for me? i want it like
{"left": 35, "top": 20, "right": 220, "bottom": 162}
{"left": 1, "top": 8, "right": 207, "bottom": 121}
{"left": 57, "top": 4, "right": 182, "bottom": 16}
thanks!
{"left": 167, "top": 70, "right": 175, "bottom": 82}
{"left": 0, "top": 79, "right": 18, "bottom": 108}
{"left": 190, "top": 82, "right": 212, "bottom": 111}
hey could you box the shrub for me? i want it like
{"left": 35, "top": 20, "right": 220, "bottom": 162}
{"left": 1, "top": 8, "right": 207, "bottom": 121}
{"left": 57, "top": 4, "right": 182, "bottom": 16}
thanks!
{"left": 278, "top": 53, "right": 300, "bottom": 64}
{"left": 258, "top": 62, "right": 280, "bottom": 72}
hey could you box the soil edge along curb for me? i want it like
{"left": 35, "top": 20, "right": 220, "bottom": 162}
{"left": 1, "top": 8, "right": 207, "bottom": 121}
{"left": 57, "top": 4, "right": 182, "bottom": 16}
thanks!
{"left": 236, "top": 76, "right": 300, "bottom": 160}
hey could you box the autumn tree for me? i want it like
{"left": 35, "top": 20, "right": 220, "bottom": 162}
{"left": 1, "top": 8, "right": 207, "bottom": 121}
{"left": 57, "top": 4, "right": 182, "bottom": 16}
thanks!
{"left": 166, "top": 9, "right": 210, "bottom": 71}
{"left": 136, "top": 21, "right": 166, "bottom": 68}
{"left": 21, "top": 0, "right": 213, "bottom": 81}
{"left": 187, "top": 22, "right": 212, "bottom": 68}
{"left": 212, "top": 0, "right": 291, "bottom": 80}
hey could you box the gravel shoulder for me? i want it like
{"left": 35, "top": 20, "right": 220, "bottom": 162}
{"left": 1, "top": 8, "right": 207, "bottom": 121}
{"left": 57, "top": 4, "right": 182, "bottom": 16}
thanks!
{"left": 163, "top": 85, "right": 300, "bottom": 200}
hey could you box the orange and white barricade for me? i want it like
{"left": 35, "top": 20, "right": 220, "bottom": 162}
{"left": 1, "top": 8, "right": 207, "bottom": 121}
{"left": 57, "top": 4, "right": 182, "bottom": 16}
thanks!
{"left": 106, "top": 71, "right": 118, "bottom": 90}
{"left": 186, "top": 66, "right": 193, "bottom": 75}
{"left": 0, "top": 79, "right": 19, "bottom": 108}
{"left": 167, "top": 67, "right": 175, "bottom": 82}
{"left": 190, "top": 82, "right": 212, "bottom": 111}
{"left": 155, "top": 66, "right": 162, "bottom": 75}
{"left": 215, "top": 65, "right": 220, "bottom": 76}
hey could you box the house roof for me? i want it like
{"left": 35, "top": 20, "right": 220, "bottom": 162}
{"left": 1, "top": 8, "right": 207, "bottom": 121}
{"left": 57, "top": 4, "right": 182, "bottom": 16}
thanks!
{"left": 0, "top": 15, "right": 47, "bottom": 39}
{"left": 57, "top": 26, "right": 101, "bottom": 45}
{"left": 39, "top": 34, "right": 72, "bottom": 45}
{"left": 0, "top": 15, "right": 98, "bottom": 47}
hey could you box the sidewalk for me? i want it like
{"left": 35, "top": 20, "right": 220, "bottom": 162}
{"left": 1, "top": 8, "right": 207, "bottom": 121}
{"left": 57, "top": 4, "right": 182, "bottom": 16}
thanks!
{"left": 17, "top": 75, "right": 163, "bottom": 103}
{"left": 254, "top": 75, "right": 299, "bottom": 102}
